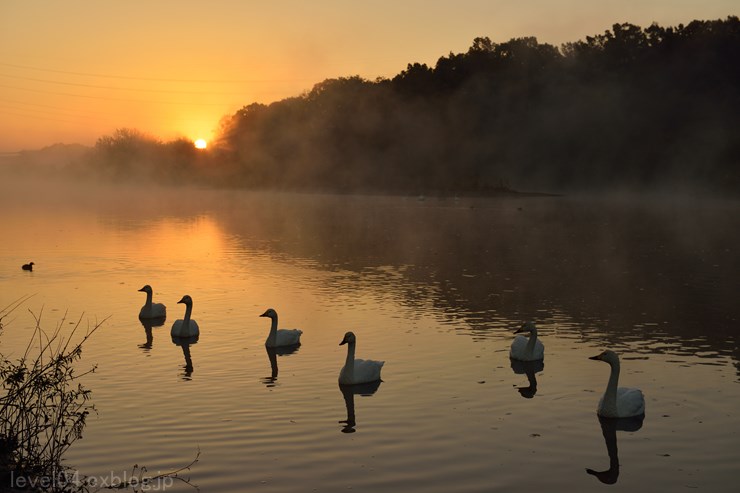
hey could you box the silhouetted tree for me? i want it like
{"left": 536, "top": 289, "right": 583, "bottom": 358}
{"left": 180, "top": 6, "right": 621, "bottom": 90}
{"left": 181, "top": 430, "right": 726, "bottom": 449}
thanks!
{"left": 68, "top": 17, "right": 740, "bottom": 195}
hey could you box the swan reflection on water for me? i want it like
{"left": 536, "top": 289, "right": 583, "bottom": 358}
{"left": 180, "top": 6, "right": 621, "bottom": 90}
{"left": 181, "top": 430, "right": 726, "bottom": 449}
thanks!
{"left": 171, "top": 334, "right": 199, "bottom": 380}
{"left": 338, "top": 380, "right": 381, "bottom": 434}
{"left": 586, "top": 414, "right": 644, "bottom": 485}
{"left": 138, "top": 316, "right": 166, "bottom": 352}
{"left": 510, "top": 358, "right": 544, "bottom": 398}
{"left": 261, "top": 344, "right": 301, "bottom": 387}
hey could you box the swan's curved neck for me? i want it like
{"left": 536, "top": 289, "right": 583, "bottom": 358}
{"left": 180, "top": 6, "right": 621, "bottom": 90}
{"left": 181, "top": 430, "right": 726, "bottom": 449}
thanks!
{"left": 144, "top": 291, "right": 153, "bottom": 307}
{"left": 344, "top": 342, "right": 356, "bottom": 378}
{"left": 525, "top": 329, "right": 538, "bottom": 354}
{"left": 602, "top": 360, "right": 621, "bottom": 413}
{"left": 267, "top": 315, "right": 278, "bottom": 344}
{"left": 182, "top": 302, "right": 193, "bottom": 326}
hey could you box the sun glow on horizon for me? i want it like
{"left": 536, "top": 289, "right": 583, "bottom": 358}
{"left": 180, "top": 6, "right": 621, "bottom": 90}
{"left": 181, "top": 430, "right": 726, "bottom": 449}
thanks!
{"left": 194, "top": 138, "right": 207, "bottom": 149}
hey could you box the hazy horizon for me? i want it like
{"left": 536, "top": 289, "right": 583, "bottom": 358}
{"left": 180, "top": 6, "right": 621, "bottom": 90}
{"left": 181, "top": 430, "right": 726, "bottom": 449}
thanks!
{"left": 1, "top": 0, "right": 737, "bottom": 153}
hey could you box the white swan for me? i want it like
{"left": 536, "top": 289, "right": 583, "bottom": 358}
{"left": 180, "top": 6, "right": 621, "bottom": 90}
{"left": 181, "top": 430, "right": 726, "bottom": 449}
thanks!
{"left": 138, "top": 285, "right": 166, "bottom": 319}
{"left": 171, "top": 295, "right": 199, "bottom": 338}
{"left": 509, "top": 321, "right": 545, "bottom": 361}
{"left": 339, "top": 331, "right": 384, "bottom": 385}
{"left": 260, "top": 308, "right": 302, "bottom": 347}
{"left": 589, "top": 350, "right": 645, "bottom": 418}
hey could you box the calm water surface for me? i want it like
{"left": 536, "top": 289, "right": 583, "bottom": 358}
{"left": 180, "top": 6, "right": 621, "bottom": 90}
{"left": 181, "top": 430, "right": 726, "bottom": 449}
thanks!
{"left": 1, "top": 181, "right": 738, "bottom": 492}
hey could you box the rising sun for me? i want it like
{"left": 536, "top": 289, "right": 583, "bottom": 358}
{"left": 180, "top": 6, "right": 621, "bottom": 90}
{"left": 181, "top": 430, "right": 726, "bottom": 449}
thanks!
{"left": 194, "top": 138, "right": 207, "bottom": 149}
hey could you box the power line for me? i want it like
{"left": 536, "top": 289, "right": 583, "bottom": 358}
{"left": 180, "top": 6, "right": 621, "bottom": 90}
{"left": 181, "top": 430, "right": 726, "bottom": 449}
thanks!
{"left": 0, "top": 61, "right": 315, "bottom": 84}
{"left": 0, "top": 100, "right": 103, "bottom": 121}
{"left": 0, "top": 82, "right": 243, "bottom": 106}
{"left": 0, "top": 96, "right": 81, "bottom": 112}
{"left": 0, "top": 72, "right": 250, "bottom": 95}
{"left": 0, "top": 108, "right": 98, "bottom": 126}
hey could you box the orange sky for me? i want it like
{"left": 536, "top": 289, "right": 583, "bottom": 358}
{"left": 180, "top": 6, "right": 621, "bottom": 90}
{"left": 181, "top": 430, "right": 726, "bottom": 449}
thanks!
{"left": 0, "top": 0, "right": 736, "bottom": 152}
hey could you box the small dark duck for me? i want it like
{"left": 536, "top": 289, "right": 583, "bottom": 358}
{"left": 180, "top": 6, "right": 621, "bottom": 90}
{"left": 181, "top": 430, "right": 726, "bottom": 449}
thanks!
{"left": 22, "top": 262, "right": 34, "bottom": 271}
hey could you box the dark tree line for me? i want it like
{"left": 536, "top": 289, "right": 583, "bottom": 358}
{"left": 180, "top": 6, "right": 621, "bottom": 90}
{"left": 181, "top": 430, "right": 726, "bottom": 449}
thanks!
{"left": 82, "top": 17, "right": 740, "bottom": 194}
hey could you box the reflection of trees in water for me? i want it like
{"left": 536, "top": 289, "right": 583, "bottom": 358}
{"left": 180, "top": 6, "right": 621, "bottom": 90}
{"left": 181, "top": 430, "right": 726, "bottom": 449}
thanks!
{"left": 93, "top": 191, "right": 738, "bottom": 371}
{"left": 215, "top": 194, "right": 740, "bottom": 368}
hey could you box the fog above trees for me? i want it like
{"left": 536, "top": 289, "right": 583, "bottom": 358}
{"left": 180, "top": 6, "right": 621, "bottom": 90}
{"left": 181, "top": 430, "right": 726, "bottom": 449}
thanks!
{"left": 8, "top": 17, "right": 739, "bottom": 195}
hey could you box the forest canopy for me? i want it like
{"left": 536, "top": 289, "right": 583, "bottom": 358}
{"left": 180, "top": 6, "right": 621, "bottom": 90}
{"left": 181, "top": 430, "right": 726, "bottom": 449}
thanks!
{"left": 15, "top": 17, "right": 740, "bottom": 195}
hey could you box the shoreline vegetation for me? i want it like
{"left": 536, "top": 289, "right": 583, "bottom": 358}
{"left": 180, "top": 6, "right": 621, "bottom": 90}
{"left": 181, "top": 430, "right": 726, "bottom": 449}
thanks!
{"left": 0, "top": 299, "right": 199, "bottom": 492}
{"left": 0, "top": 297, "right": 100, "bottom": 491}
{"left": 1, "top": 17, "right": 739, "bottom": 196}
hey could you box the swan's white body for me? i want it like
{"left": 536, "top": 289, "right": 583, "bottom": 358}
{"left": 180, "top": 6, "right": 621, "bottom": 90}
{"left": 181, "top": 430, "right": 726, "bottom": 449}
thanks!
{"left": 138, "top": 285, "right": 167, "bottom": 319}
{"left": 510, "top": 322, "right": 545, "bottom": 361}
{"left": 590, "top": 350, "right": 645, "bottom": 418}
{"left": 339, "top": 331, "right": 384, "bottom": 385}
{"left": 260, "top": 308, "right": 302, "bottom": 347}
{"left": 171, "top": 295, "right": 199, "bottom": 338}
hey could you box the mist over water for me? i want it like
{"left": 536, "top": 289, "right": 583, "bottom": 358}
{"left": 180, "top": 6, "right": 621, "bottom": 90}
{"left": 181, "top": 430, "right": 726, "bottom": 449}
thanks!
{"left": 1, "top": 174, "right": 738, "bottom": 492}
{"left": 2, "top": 177, "right": 738, "bottom": 375}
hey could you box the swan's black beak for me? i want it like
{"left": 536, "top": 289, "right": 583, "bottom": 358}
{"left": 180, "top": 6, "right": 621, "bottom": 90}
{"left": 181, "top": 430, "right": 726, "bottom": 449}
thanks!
{"left": 339, "top": 337, "right": 348, "bottom": 346}
{"left": 259, "top": 311, "right": 269, "bottom": 318}
{"left": 514, "top": 322, "right": 529, "bottom": 334}
{"left": 138, "top": 287, "right": 146, "bottom": 292}
{"left": 589, "top": 354, "right": 601, "bottom": 360}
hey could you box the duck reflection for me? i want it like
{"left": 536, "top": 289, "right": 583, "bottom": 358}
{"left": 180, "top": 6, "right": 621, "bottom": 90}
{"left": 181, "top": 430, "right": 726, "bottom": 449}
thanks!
{"left": 171, "top": 334, "right": 199, "bottom": 380}
{"left": 338, "top": 380, "right": 381, "bottom": 433}
{"left": 586, "top": 414, "right": 644, "bottom": 484}
{"left": 510, "top": 358, "right": 544, "bottom": 398}
{"left": 138, "top": 317, "right": 166, "bottom": 352}
{"left": 261, "top": 344, "right": 300, "bottom": 387}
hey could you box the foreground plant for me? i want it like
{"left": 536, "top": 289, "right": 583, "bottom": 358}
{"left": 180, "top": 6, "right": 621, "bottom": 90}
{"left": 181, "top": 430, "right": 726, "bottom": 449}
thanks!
{"left": 98, "top": 449, "right": 200, "bottom": 492}
{"left": 0, "top": 297, "right": 102, "bottom": 490}
{"left": 1, "top": 298, "right": 199, "bottom": 492}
